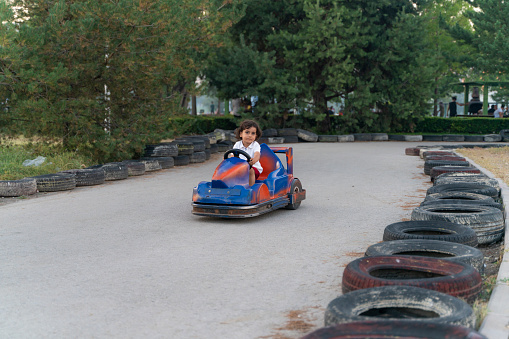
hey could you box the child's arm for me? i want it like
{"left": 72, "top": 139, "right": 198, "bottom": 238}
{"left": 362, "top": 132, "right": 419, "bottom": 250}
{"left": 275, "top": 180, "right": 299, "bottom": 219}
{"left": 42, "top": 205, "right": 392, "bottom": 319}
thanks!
{"left": 249, "top": 151, "right": 260, "bottom": 166}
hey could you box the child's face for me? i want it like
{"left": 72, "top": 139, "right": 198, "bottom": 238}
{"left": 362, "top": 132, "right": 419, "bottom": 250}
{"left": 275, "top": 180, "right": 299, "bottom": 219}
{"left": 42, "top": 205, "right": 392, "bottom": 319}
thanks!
{"left": 240, "top": 126, "right": 257, "bottom": 145}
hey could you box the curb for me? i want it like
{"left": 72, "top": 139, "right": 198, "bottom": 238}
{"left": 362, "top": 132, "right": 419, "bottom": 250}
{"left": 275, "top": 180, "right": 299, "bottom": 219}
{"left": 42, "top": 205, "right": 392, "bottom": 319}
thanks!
{"left": 456, "top": 152, "right": 509, "bottom": 339}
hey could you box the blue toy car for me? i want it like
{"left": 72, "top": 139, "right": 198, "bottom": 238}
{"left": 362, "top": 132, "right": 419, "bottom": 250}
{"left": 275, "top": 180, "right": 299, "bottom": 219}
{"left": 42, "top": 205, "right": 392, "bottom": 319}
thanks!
{"left": 192, "top": 143, "right": 306, "bottom": 218}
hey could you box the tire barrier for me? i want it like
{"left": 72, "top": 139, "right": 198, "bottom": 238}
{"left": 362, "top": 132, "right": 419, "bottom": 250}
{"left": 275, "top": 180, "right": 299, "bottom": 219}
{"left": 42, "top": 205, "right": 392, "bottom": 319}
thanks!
{"left": 365, "top": 239, "right": 484, "bottom": 273}
{"left": 405, "top": 147, "right": 420, "bottom": 156}
{"left": 426, "top": 183, "right": 499, "bottom": 201}
{"left": 30, "top": 173, "right": 77, "bottom": 192}
{"left": 324, "top": 285, "right": 476, "bottom": 328}
{"left": 424, "top": 160, "right": 470, "bottom": 175}
{"left": 382, "top": 220, "right": 478, "bottom": 247}
{"left": 0, "top": 178, "right": 38, "bottom": 197}
{"left": 430, "top": 166, "right": 482, "bottom": 181}
{"left": 420, "top": 198, "right": 503, "bottom": 212}
{"left": 411, "top": 204, "right": 505, "bottom": 245}
{"left": 59, "top": 168, "right": 106, "bottom": 186}
{"left": 342, "top": 255, "right": 482, "bottom": 303}
{"left": 121, "top": 161, "right": 146, "bottom": 176}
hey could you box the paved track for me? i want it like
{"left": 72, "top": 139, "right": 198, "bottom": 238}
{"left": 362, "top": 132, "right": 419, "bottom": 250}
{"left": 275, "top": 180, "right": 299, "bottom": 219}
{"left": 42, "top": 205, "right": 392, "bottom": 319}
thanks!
{"left": 1, "top": 142, "right": 435, "bottom": 338}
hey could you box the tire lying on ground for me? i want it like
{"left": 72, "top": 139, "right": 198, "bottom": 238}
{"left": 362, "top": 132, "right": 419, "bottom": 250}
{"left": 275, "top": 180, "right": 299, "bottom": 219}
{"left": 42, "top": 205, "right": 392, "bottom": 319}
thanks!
{"left": 190, "top": 151, "right": 206, "bottom": 163}
{"left": 425, "top": 156, "right": 466, "bottom": 162}
{"left": 302, "top": 320, "right": 487, "bottom": 339}
{"left": 435, "top": 172, "right": 489, "bottom": 180}
{"left": 324, "top": 285, "right": 476, "bottom": 328}
{"left": 426, "top": 183, "right": 499, "bottom": 201}
{"left": 434, "top": 175, "right": 500, "bottom": 193}
{"left": 174, "top": 140, "right": 194, "bottom": 155}
{"left": 0, "top": 178, "right": 38, "bottom": 197}
{"left": 430, "top": 166, "right": 481, "bottom": 181}
{"left": 383, "top": 220, "right": 478, "bottom": 247}
{"left": 365, "top": 239, "right": 484, "bottom": 273}
{"left": 30, "top": 173, "right": 76, "bottom": 192}
{"left": 297, "top": 129, "right": 318, "bottom": 142}
{"left": 59, "top": 168, "right": 106, "bottom": 186}
{"left": 173, "top": 155, "right": 190, "bottom": 166}
{"left": 405, "top": 147, "right": 420, "bottom": 156}
{"left": 139, "top": 159, "right": 162, "bottom": 172}
{"left": 88, "top": 163, "right": 129, "bottom": 181}
{"left": 209, "top": 144, "right": 219, "bottom": 153}
{"left": 121, "top": 161, "right": 146, "bottom": 176}
{"left": 341, "top": 255, "right": 482, "bottom": 303}
{"left": 143, "top": 143, "right": 178, "bottom": 157}
{"left": 422, "top": 150, "right": 453, "bottom": 159}
{"left": 425, "top": 191, "right": 495, "bottom": 203}
{"left": 420, "top": 198, "right": 503, "bottom": 212}
{"left": 142, "top": 156, "right": 174, "bottom": 169}
{"left": 424, "top": 160, "right": 470, "bottom": 175}
{"left": 411, "top": 204, "right": 505, "bottom": 245}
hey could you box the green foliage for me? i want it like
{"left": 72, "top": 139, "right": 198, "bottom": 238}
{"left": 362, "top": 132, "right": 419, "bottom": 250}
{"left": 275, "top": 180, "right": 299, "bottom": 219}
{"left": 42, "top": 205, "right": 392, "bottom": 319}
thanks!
{"left": 415, "top": 117, "right": 509, "bottom": 134}
{"left": 0, "top": 0, "right": 240, "bottom": 162}
{"left": 0, "top": 143, "right": 93, "bottom": 180}
{"left": 168, "top": 115, "right": 238, "bottom": 136}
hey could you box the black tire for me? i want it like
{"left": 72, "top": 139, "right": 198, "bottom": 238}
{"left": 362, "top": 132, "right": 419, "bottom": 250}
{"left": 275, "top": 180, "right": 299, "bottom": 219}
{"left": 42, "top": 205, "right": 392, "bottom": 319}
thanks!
{"left": 283, "top": 135, "right": 299, "bottom": 143}
{"left": 0, "top": 178, "right": 38, "bottom": 197}
{"left": 142, "top": 156, "right": 174, "bottom": 169}
{"left": 426, "top": 183, "right": 499, "bottom": 201}
{"left": 121, "top": 161, "right": 146, "bottom": 176}
{"left": 186, "top": 135, "right": 211, "bottom": 148}
{"left": 371, "top": 133, "right": 388, "bottom": 141}
{"left": 426, "top": 156, "right": 466, "bottom": 162}
{"left": 411, "top": 204, "right": 505, "bottom": 245}
{"left": 302, "top": 320, "right": 487, "bottom": 339}
{"left": 443, "top": 135, "right": 465, "bottom": 142}
{"left": 318, "top": 135, "right": 338, "bottom": 142}
{"left": 365, "top": 239, "right": 484, "bottom": 273}
{"left": 383, "top": 220, "right": 478, "bottom": 247}
{"left": 484, "top": 134, "right": 502, "bottom": 142}
{"left": 324, "top": 285, "right": 475, "bottom": 327}
{"left": 388, "top": 134, "right": 406, "bottom": 141}
{"left": 30, "top": 173, "right": 76, "bottom": 192}
{"left": 263, "top": 128, "right": 278, "bottom": 137}
{"left": 435, "top": 172, "right": 489, "bottom": 180}
{"left": 500, "top": 129, "right": 509, "bottom": 142}
{"left": 174, "top": 140, "right": 194, "bottom": 155}
{"left": 421, "top": 199, "right": 503, "bottom": 212}
{"left": 176, "top": 138, "right": 205, "bottom": 152}
{"left": 60, "top": 168, "right": 106, "bottom": 186}
{"left": 88, "top": 163, "right": 129, "bottom": 181}
{"left": 144, "top": 143, "right": 178, "bottom": 157}
{"left": 353, "top": 133, "right": 373, "bottom": 141}
{"left": 204, "top": 149, "right": 211, "bottom": 160}
{"left": 190, "top": 151, "right": 206, "bottom": 163}
{"left": 268, "top": 137, "right": 285, "bottom": 144}
{"left": 285, "top": 179, "right": 303, "bottom": 210}
{"left": 430, "top": 166, "right": 481, "bottom": 181}
{"left": 337, "top": 135, "right": 354, "bottom": 142}
{"left": 422, "top": 151, "right": 454, "bottom": 160}
{"left": 277, "top": 128, "right": 298, "bottom": 136}
{"left": 425, "top": 191, "right": 495, "bottom": 203}
{"left": 139, "top": 159, "right": 162, "bottom": 172}
{"left": 342, "top": 255, "right": 482, "bottom": 303}
{"left": 297, "top": 129, "right": 318, "bottom": 142}
{"left": 424, "top": 160, "right": 470, "bottom": 175}
{"left": 422, "top": 135, "right": 443, "bottom": 141}
{"left": 434, "top": 175, "right": 500, "bottom": 190}
{"left": 464, "top": 135, "right": 485, "bottom": 142}
{"left": 209, "top": 144, "right": 219, "bottom": 153}
{"left": 173, "top": 155, "right": 190, "bottom": 166}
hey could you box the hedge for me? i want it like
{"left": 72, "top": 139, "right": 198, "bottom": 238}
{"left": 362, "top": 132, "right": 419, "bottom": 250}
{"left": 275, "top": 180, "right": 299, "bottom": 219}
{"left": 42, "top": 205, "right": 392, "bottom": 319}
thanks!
{"left": 415, "top": 117, "right": 509, "bottom": 134}
{"left": 168, "top": 115, "right": 238, "bottom": 136}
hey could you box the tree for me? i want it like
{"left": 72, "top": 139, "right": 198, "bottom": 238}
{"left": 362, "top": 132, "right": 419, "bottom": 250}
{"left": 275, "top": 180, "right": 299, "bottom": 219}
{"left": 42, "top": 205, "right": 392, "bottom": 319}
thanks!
{"left": 0, "top": 0, "right": 240, "bottom": 161}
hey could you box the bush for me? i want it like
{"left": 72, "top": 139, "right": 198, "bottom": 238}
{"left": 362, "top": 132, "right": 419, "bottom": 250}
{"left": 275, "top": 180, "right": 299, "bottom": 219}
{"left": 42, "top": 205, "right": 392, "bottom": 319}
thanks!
{"left": 168, "top": 115, "right": 238, "bottom": 136}
{"left": 415, "top": 117, "right": 509, "bottom": 134}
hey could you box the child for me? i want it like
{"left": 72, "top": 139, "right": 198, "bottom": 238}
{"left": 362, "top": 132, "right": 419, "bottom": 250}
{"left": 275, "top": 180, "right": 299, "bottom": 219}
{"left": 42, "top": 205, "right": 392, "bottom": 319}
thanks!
{"left": 232, "top": 120, "right": 263, "bottom": 186}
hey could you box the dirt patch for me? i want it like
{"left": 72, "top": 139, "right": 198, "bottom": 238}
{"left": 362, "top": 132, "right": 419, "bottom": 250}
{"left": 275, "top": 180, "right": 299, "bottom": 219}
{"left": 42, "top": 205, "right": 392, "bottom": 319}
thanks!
{"left": 261, "top": 308, "right": 319, "bottom": 339}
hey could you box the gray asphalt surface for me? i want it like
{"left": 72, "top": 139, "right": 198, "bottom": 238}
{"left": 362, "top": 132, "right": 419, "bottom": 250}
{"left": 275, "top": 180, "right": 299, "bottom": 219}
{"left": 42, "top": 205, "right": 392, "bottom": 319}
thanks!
{"left": 1, "top": 142, "right": 433, "bottom": 338}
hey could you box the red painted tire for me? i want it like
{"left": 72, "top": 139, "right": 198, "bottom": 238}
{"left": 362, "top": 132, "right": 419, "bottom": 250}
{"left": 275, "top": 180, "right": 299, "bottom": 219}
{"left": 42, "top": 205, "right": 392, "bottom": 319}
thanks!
{"left": 430, "top": 166, "right": 481, "bottom": 181}
{"left": 425, "top": 156, "right": 466, "bottom": 162}
{"left": 341, "top": 256, "right": 482, "bottom": 303}
{"left": 405, "top": 147, "right": 420, "bottom": 156}
{"left": 424, "top": 160, "right": 470, "bottom": 175}
{"left": 302, "top": 321, "right": 487, "bottom": 339}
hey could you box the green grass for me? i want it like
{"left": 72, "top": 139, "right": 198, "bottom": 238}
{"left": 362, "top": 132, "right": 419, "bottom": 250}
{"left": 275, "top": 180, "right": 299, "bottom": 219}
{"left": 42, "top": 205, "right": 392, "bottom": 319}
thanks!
{"left": 0, "top": 144, "right": 94, "bottom": 181}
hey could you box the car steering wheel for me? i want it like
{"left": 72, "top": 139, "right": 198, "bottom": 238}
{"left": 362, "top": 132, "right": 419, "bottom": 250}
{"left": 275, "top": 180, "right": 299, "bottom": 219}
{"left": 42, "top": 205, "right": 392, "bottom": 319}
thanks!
{"left": 224, "top": 149, "right": 252, "bottom": 163}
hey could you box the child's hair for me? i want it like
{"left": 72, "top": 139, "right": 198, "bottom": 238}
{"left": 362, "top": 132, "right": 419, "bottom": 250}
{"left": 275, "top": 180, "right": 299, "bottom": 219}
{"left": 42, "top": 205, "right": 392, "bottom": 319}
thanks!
{"left": 235, "top": 120, "right": 262, "bottom": 140}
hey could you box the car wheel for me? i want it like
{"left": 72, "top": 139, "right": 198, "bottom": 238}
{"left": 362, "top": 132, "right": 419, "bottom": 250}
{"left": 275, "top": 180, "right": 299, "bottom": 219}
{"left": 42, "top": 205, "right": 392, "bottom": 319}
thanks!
{"left": 285, "top": 179, "right": 303, "bottom": 210}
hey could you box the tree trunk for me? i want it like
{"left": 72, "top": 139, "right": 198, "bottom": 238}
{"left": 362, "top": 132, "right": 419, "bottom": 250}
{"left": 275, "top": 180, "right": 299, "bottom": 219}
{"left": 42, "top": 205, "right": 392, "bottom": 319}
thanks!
{"left": 313, "top": 89, "right": 330, "bottom": 132}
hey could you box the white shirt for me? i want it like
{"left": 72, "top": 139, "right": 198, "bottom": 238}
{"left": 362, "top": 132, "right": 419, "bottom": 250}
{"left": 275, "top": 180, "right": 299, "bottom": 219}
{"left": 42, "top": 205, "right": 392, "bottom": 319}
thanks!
{"left": 494, "top": 108, "right": 504, "bottom": 118}
{"left": 233, "top": 140, "right": 263, "bottom": 174}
